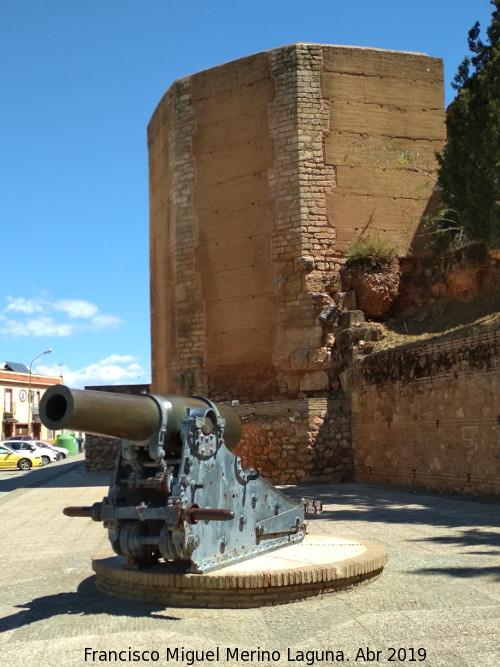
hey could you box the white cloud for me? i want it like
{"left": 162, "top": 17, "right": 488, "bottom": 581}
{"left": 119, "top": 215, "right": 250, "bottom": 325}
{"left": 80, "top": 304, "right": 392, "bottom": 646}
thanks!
{"left": 39, "top": 357, "right": 150, "bottom": 389}
{"left": 53, "top": 299, "right": 99, "bottom": 319}
{"left": 89, "top": 314, "right": 122, "bottom": 330}
{"left": 0, "top": 295, "right": 121, "bottom": 338}
{"left": 99, "top": 354, "right": 135, "bottom": 365}
{"left": 0, "top": 316, "right": 74, "bottom": 337}
{"left": 5, "top": 297, "right": 44, "bottom": 314}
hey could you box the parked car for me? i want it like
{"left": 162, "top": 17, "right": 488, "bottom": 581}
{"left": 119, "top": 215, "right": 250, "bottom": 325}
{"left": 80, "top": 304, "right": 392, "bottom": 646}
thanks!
{"left": 0, "top": 444, "right": 43, "bottom": 470}
{"left": 8, "top": 435, "right": 32, "bottom": 441}
{"left": 46, "top": 443, "right": 68, "bottom": 459}
{"left": 2, "top": 440, "right": 58, "bottom": 465}
{"left": 28, "top": 440, "right": 68, "bottom": 460}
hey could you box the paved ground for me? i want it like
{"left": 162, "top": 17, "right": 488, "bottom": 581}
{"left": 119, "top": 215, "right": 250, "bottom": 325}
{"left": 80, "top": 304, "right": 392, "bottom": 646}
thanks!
{"left": 0, "top": 458, "right": 499, "bottom": 667}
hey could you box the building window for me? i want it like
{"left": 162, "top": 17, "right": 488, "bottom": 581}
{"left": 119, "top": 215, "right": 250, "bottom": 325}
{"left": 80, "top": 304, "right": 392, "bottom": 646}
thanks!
{"left": 4, "top": 389, "right": 12, "bottom": 413}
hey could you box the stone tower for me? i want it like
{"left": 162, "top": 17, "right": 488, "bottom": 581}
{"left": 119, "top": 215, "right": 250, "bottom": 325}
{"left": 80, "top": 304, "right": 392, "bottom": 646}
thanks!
{"left": 147, "top": 44, "right": 445, "bottom": 482}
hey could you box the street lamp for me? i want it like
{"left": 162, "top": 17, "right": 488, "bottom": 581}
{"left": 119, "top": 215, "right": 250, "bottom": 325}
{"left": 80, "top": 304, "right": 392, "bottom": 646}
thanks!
{"left": 28, "top": 348, "right": 52, "bottom": 438}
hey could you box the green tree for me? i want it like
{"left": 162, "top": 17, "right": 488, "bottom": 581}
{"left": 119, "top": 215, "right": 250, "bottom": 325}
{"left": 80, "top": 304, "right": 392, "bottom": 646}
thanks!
{"left": 437, "top": 0, "right": 500, "bottom": 248}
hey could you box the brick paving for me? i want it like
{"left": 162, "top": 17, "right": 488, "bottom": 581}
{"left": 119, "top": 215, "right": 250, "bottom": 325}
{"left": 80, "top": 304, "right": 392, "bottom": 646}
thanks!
{"left": 0, "top": 458, "right": 499, "bottom": 666}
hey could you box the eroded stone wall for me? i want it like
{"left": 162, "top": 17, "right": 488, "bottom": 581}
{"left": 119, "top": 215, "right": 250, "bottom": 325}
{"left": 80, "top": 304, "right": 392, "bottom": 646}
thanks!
{"left": 233, "top": 397, "right": 352, "bottom": 484}
{"left": 345, "top": 329, "right": 500, "bottom": 497}
{"left": 396, "top": 245, "right": 500, "bottom": 311}
{"left": 85, "top": 434, "right": 119, "bottom": 473}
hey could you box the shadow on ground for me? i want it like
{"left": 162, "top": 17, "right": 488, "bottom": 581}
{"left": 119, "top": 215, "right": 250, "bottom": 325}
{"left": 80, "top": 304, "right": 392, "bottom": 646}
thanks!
{"left": 285, "top": 482, "right": 500, "bottom": 528}
{"left": 411, "top": 565, "right": 500, "bottom": 580}
{"left": 0, "top": 576, "right": 180, "bottom": 634}
{"left": 0, "top": 460, "right": 111, "bottom": 495}
{"left": 284, "top": 482, "right": 500, "bottom": 581}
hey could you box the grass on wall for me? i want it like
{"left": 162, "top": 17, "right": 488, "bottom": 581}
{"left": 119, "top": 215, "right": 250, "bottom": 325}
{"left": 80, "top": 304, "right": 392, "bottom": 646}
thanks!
{"left": 346, "top": 237, "right": 398, "bottom": 264}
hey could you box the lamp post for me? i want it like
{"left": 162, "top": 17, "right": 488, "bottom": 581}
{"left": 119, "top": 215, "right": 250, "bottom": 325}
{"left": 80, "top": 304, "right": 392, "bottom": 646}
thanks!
{"left": 28, "top": 348, "right": 52, "bottom": 438}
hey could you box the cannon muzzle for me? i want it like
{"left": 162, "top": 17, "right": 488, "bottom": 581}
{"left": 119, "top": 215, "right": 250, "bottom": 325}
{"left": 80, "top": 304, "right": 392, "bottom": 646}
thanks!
{"left": 40, "top": 385, "right": 241, "bottom": 451}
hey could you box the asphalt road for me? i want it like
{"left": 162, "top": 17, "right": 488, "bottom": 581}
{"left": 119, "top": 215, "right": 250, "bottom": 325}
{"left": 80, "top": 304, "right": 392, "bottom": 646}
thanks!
{"left": 0, "top": 452, "right": 87, "bottom": 498}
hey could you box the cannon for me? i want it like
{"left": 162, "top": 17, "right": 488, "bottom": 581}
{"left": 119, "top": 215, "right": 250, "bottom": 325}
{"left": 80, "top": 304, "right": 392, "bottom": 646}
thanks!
{"left": 40, "top": 385, "right": 319, "bottom": 573}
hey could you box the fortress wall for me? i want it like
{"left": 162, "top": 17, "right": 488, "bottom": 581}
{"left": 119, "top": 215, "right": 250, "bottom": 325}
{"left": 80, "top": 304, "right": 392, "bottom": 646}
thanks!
{"left": 322, "top": 47, "right": 446, "bottom": 254}
{"left": 192, "top": 53, "right": 277, "bottom": 400}
{"left": 148, "top": 78, "right": 200, "bottom": 395}
{"left": 149, "top": 54, "right": 278, "bottom": 401}
{"left": 233, "top": 397, "right": 351, "bottom": 484}
{"left": 345, "top": 329, "right": 500, "bottom": 497}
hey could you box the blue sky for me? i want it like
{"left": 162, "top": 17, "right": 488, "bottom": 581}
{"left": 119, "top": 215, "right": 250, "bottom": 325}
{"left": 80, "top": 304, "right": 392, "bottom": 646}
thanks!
{"left": 0, "top": 0, "right": 493, "bottom": 388}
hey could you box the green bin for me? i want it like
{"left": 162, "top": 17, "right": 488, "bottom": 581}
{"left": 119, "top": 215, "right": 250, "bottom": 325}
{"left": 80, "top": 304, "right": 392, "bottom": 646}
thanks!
{"left": 56, "top": 433, "right": 78, "bottom": 456}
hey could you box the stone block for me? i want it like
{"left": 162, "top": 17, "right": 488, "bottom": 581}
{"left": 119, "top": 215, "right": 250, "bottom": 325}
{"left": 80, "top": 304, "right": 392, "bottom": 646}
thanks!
{"left": 335, "top": 291, "right": 357, "bottom": 310}
{"left": 319, "top": 303, "right": 340, "bottom": 325}
{"left": 290, "top": 348, "right": 310, "bottom": 370}
{"left": 295, "top": 255, "right": 315, "bottom": 271}
{"left": 338, "top": 310, "right": 365, "bottom": 328}
{"left": 299, "top": 371, "right": 330, "bottom": 392}
{"left": 308, "top": 347, "right": 332, "bottom": 368}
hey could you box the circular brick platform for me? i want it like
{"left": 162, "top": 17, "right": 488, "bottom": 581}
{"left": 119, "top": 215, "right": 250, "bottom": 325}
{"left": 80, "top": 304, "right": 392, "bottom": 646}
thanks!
{"left": 92, "top": 535, "right": 387, "bottom": 608}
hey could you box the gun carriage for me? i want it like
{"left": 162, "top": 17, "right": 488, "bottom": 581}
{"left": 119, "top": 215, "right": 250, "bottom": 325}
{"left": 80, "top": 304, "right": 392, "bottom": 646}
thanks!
{"left": 40, "top": 386, "right": 319, "bottom": 573}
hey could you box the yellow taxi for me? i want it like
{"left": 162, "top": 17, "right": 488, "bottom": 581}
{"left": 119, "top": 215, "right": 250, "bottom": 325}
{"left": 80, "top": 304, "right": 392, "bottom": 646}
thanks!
{"left": 0, "top": 444, "right": 43, "bottom": 470}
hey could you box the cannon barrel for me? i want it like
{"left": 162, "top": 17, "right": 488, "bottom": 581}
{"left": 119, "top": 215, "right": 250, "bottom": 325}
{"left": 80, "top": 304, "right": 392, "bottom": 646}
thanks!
{"left": 40, "top": 385, "right": 242, "bottom": 451}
